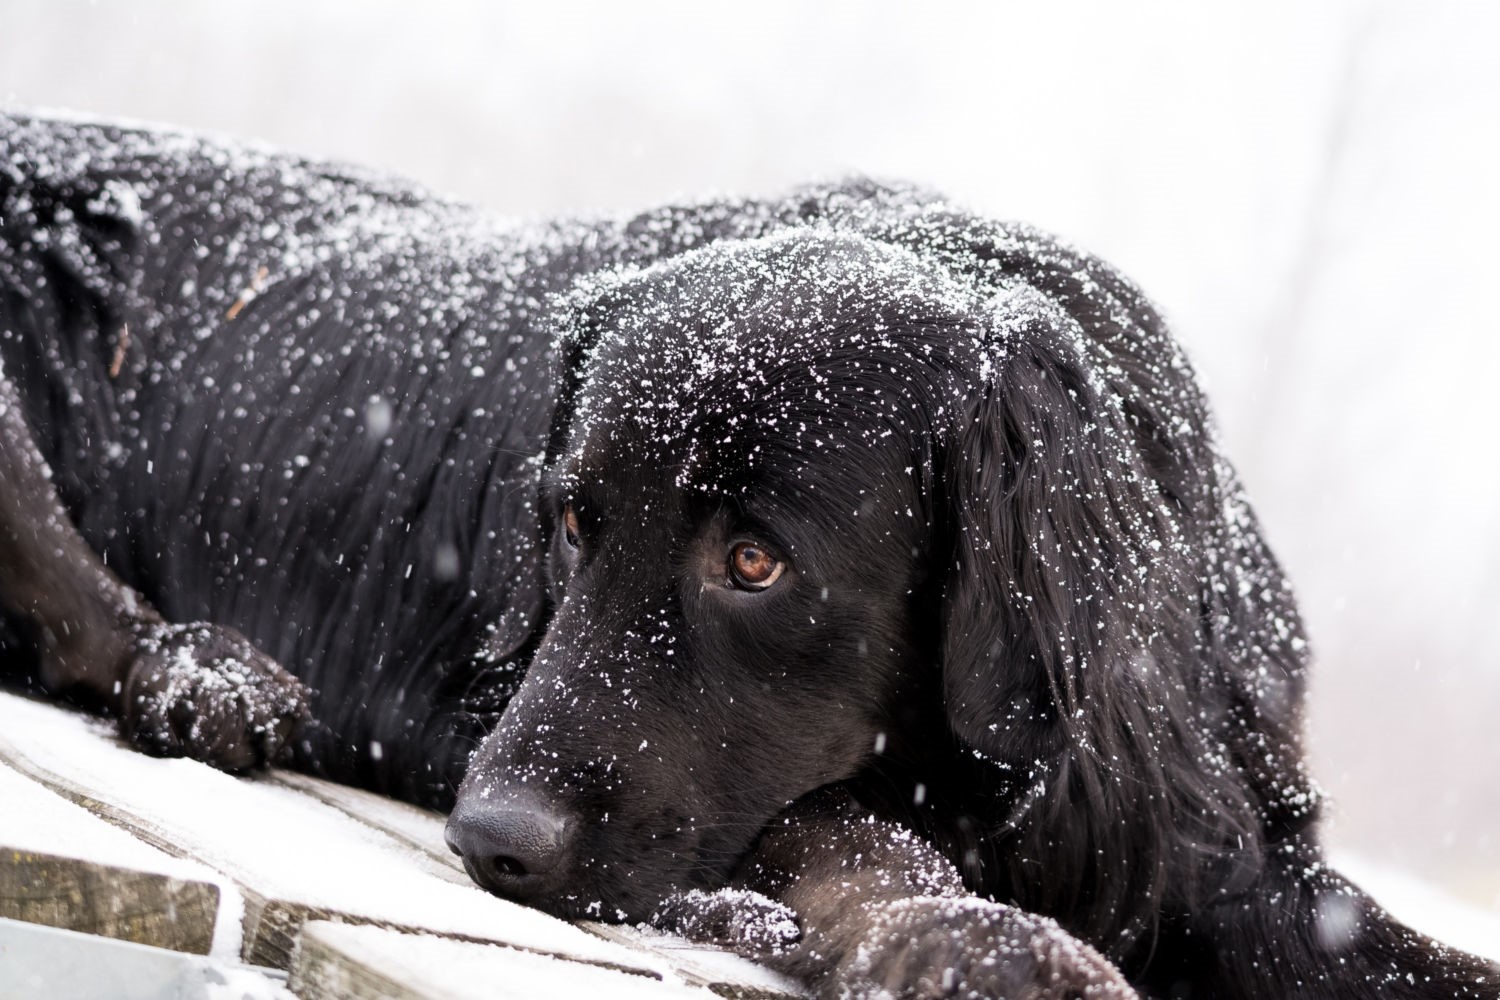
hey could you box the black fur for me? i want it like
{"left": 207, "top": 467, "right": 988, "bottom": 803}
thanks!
{"left": 1, "top": 114, "right": 1493, "bottom": 998}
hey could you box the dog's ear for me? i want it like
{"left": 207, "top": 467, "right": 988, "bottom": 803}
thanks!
{"left": 531, "top": 278, "right": 632, "bottom": 563}
{"left": 935, "top": 304, "right": 1264, "bottom": 947}
{"left": 939, "top": 315, "right": 1186, "bottom": 759}
{"left": 542, "top": 284, "right": 619, "bottom": 468}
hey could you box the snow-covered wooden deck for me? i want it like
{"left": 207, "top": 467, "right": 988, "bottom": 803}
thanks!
{"left": 3, "top": 689, "right": 1497, "bottom": 999}
{"left": 0, "top": 691, "right": 801, "bottom": 999}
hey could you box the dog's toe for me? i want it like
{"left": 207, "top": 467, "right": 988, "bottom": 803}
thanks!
{"left": 121, "top": 622, "right": 309, "bottom": 772}
{"left": 651, "top": 888, "right": 803, "bottom": 954}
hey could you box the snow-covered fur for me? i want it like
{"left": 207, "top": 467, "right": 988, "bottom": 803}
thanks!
{"left": 1, "top": 113, "right": 1492, "bottom": 998}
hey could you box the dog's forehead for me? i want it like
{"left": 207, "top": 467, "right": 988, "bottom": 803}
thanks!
{"left": 557, "top": 232, "right": 1001, "bottom": 497}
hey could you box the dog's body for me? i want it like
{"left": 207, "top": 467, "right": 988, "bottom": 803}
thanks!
{"left": 1, "top": 114, "right": 1494, "bottom": 998}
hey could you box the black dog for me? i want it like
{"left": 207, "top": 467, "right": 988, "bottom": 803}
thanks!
{"left": 1, "top": 113, "right": 1493, "bottom": 998}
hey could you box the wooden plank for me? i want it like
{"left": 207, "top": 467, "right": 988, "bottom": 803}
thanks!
{"left": 291, "top": 921, "right": 716, "bottom": 1000}
{"left": 0, "top": 692, "right": 657, "bottom": 977}
{"left": 0, "top": 849, "right": 216, "bottom": 956}
{"left": 0, "top": 763, "right": 221, "bottom": 954}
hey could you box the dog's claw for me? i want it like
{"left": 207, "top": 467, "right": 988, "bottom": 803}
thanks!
{"left": 121, "top": 621, "right": 309, "bottom": 772}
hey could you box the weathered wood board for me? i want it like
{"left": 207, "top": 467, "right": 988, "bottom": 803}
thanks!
{"left": 0, "top": 763, "right": 222, "bottom": 954}
{"left": 291, "top": 921, "right": 716, "bottom": 1000}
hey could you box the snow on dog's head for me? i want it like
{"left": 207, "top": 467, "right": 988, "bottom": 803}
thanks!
{"left": 448, "top": 217, "right": 1295, "bottom": 937}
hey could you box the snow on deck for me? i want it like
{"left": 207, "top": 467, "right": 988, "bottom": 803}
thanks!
{"left": 0, "top": 691, "right": 801, "bottom": 999}
{"left": 1, "top": 687, "right": 1494, "bottom": 998}
{"left": 0, "top": 764, "right": 231, "bottom": 958}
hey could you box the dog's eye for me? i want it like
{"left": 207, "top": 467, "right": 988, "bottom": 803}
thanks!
{"left": 728, "top": 541, "right": 784, "bottom": 591}
{"left": 562, "top": 505, "right": 581, "bottom": 550}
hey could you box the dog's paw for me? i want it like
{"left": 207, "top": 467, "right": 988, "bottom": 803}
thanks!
{"left": 651, "top": 888, "right": 803, "bottom": 954}
{"left": 121, "top": 622, "right": 309, "bottom": 772}
{"left": 836, "top": 897, "right": 1138, "bottom": 1000}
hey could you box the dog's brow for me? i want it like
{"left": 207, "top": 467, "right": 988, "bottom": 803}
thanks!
{"left": 541, "top": 456, "right": 591, "bottom": 500}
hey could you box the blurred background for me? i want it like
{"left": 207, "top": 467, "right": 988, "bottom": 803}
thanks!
{"left": 4, "top": 0, "right": 1496, "bottom": 911}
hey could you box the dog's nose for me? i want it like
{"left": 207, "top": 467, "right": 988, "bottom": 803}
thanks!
{"left": 445, "top": 794, "right": 570, "bottom": 895}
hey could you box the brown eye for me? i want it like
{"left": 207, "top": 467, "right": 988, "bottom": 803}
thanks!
{"left": 729, "top": 541, "right": 784, "bottom": 591}
{"left": 562, "top": 505, "right": 581, "bottom": 549}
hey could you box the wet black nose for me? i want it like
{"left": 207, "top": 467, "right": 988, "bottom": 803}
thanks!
{"left": 445, "top": 793, "right": 571, "bottom": 897}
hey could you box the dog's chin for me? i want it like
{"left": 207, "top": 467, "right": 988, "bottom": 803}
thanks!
{"left": 479, "top": 842, "right": 749, "bottom": 926}
{"left": 506, "top": 871, "right": 709, "bottom": 925}
{"left": 529, "top": 793, "right": 850, "bottom": 923}
{"left": 529, "top": 886, "right": 660, "bottom": 925}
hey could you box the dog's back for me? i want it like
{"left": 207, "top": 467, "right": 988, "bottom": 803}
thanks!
{"left": 0, "top": 113, "right": 604, "bottom": 800}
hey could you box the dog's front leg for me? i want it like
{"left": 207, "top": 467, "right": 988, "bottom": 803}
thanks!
{"left": 0, "top": 368, "right": 307, "bottom": 770}
{"left": 660, "top": 790, "right": 1137, "bottom": 1000}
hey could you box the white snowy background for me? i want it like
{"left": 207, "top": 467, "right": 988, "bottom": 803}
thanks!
{"left": 3, "top": 0, "right": 1497, "bottom": 915}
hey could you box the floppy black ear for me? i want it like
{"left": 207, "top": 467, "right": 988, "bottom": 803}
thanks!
{"left": 936, "top": 307, "right": 1261, "bottom": 948}
{"left": 527, "top": 278, "right": 631, "bottom": 566}
{"left": 939, "top": 319, "right": 1185, "bottom": 758}
{"left": 542, "top": 286, "right": 618, "bottom": 468}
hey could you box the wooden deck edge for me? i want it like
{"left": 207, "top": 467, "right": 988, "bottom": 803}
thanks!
{"left": 0, "top": 846, "right": 218, "bottom": 954}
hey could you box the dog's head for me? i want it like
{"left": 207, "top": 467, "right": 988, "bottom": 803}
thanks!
{"left": 447, "top": 224, "right": 1277, "bottom": 927}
